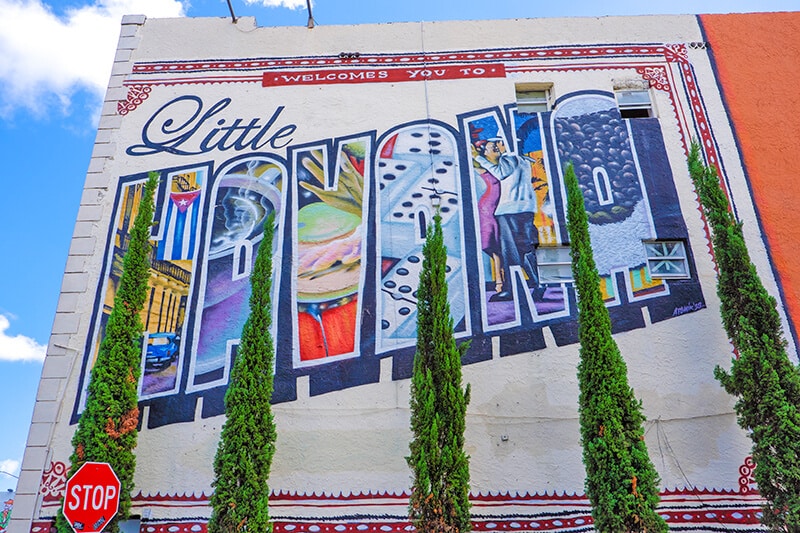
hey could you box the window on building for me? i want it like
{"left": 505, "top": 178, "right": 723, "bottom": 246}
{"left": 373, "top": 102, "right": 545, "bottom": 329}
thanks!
{"left": 515, "top": 83, "right": 552, "bottom": 113}
{"left": 537, "top": 246, "right": 573, "bottom": 284}
{"left": 616, "top": 89, "right": 653, "bottom": 118}
{"left": 644, "top": 241, "right": 690, "bottom": 279}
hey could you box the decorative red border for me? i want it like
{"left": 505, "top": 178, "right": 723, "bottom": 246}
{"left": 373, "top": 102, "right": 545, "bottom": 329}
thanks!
{"left": 117, "top": 85, "right": 152, "bottom": 116}
{"left": 30, "top": 504, "right": 764, "bottom": 533}
{"left": 129, "top": 45, "right": 673, "bottom": 75}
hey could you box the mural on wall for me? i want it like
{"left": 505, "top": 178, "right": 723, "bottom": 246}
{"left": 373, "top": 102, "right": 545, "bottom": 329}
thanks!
{"left": 37, "top": 34, "right": 781, "bottom": 532}
{"left": 74, "top": 86, "right": 705, "bottom": 425}
{"left": 292, "top": 139, "right": 369, "bottom": 365}
{"left": 0, "top": 496, "right": 11, "bottom": 533}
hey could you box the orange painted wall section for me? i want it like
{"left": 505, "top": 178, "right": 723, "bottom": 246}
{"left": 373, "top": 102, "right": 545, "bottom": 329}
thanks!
{"left": 700, "top": 12, "right": 800, "bottom": 338}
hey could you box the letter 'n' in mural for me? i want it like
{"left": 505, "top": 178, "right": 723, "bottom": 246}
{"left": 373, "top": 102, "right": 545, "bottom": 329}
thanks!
{"left": 465, "top": 108, "right": 567, "bottom": 332}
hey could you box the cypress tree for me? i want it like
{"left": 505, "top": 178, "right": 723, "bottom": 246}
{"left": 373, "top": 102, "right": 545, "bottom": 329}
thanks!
{"left": 209, "top": 212, "right": 278, "bottom": 533}
{"left": 565, "top": 163, "right": 667, "bottom": 533}
{"left": 688, "top": 142, "right": 800, "bottom": 531}
{"left": 57, "top": 172, "right": 159, "bottom": 533}
{"left": 408, "top": 211, "right": 472, "bottom": 533}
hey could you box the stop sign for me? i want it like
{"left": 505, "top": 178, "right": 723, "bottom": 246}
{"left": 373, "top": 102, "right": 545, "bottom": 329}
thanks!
{"left": 62, "top": 462, "right": 121, "bottom": 533}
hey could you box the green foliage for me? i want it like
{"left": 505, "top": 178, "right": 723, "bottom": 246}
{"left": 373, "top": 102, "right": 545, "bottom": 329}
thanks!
{"left": 57, "top": 172, "right": 159, "bottom": 533}
{"left": 565, "top": 163, "right": 667, "bottom": 533}
{"left": 209, "top": 212, "right": 278, "bottom": 533}
{"left": 688, "top": 142, "right": 800, "bottom": 532}
{"left": 408, "top": 212, "right": 472, "bottom": 533}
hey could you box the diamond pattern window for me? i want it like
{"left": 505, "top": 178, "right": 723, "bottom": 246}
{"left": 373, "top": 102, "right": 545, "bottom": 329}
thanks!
{"left": 644, "top": 241, "right": 689, "bottom": 279}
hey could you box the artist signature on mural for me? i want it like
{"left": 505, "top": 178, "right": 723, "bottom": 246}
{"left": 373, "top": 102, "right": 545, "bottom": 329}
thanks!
{"left": 126, "top": 96, "right": 297, "bottom": 156}
{"left": 672, "top": 301, "right": 705, "bottom": 317}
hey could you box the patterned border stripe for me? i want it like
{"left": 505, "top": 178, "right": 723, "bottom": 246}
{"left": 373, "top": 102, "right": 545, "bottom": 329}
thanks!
{"left": 128, "top": 45, "right": 670, "bottom": 75}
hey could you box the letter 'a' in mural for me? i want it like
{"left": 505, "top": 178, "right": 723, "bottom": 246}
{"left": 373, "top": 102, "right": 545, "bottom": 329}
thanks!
{"left": 190, "top": 156, "right": 285, "bottom": 391}
{"left": 377, "top": 122, "right": 470, "bottom": 354}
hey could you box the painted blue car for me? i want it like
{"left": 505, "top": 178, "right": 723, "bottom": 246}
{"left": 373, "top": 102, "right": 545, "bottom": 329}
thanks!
{"left": 145, "top": 332, "right": 180, "bottom": 372}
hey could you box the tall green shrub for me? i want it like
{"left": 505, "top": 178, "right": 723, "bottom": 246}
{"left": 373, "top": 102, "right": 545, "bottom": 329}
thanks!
{"left": 688, "top": 142, "right": 800, "bottom": 531}
{"left": 209, "top": 212, "right": 278, "bottom": 533}
{"left": 565, "top": 163, "right": 667, "bottom": 533}
{"left": 408, "top": 212, "right": 472, "bottom": 533}
{"left": 57, "top": 172, "right": 159, "bottom": 533}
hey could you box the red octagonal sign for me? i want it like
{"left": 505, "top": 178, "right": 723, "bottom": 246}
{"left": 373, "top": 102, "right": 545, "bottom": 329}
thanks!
{"left": 62, "top": 462, "right": 121, "bottom": 533}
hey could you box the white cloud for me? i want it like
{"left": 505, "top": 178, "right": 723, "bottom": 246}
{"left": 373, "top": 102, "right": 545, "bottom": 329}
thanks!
{"left": 0, "top": 460, "right": 20, "bottom": 478}
{"left": 0, "top": 0, "right": 186, "bottom": 116}
{"left": 0, "top": 315, "right": 46, "bottom": 362}
{"left": 243, "top": 0, "right": 307, "bottom": 9}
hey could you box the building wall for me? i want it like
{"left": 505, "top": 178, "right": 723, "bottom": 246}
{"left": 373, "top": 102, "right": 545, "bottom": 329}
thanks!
{"left": 13, "top": 12, "right": 799, "bottom": 533}
{"left": 700, "top": 12, "right": 800, "bottom": 349}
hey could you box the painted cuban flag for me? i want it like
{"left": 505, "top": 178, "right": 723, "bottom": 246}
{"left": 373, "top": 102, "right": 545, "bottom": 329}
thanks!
{"left": 157, "top": 171, "right": 203, "bottom": 261}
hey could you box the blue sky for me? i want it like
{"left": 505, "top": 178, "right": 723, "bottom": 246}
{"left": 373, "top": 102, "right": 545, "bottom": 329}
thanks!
{"left": 0, "top": 0, "right": 796, "bottom": 493}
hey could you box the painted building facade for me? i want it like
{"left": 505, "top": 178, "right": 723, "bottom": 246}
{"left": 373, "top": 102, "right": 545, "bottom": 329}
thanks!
{"left": 12, "top": 11, "right": 800, "bottom": 533}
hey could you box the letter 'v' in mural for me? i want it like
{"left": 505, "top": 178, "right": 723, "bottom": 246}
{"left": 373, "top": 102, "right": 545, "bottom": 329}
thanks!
{"left": 73, "top": 90, "right": 704, "bottom": 428}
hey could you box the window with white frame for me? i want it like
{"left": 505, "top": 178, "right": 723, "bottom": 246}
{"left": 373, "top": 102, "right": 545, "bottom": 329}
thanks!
{"left": 644, "top": 241, "right": 690, "bottom": 279}
{"left": 616, "top": 89, "right": 653, "bottom": 118}
{"left": 515, "top": 83, "right": 552, "bottom": 114}
{"left": 537, "top": 246, "right": 573, "bottom": 284}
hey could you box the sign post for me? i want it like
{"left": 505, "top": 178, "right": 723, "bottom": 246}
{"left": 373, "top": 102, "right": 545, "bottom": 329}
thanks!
{"left": 62, "top": 462, "right": 121, "bottom": 533}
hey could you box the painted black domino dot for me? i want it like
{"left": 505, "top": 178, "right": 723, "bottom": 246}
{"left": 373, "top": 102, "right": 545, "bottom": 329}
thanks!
{"left": 435, "top": 168, "right": 448, "bottom": 174}
{"left": 448, "top": 198, "right": 458, "bottom": 204}
{"left": 411, "top": 132, "right": 423, "bottom": 138}
{"left": 385, "top": 280, "right": 396, "bottom": 288}
{"left": 445, "top": 265, "right": 452, "bottom": 273}
{"left": 393, "top": 212, "right": 403, "bottom": 218}
{"left": 410, "top": 147, "right": 422, "bottom": 153}
{"left": 412, "top": 192, "right": 423, "bottom": 198}
{"left": 402, "top": 201, "right": 413, "bottom": 208}
{"left": 382, "top": 320, "right": 390, "bottom": 330}
{"left": 399, "top": 285, "right": 412, "bottom": 293}
{"left": 408, "top": 255, "right": 420, "bottom": 263}
{"left": 399, "top": 307, "right": 411, "bottom": 315}
{"left": 396, "top": 268, "right": 409, "bottom": 276}
{"left": 443, "top": 160, "right": 453, "bottom": 166}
